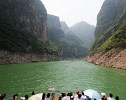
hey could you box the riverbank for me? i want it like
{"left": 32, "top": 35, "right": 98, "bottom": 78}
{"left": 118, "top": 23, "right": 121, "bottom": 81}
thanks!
{"left": 0, "top": 51, "right": 61, "bottom": 64}
{"left": 0, "top": 50, "right": 86, "bottom": 64}
{"left": 86, "top": 49, "right": 126, "bottom": 70}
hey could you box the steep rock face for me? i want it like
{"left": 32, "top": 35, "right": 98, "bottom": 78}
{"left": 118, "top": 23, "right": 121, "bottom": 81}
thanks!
{"left": 95, "top": 0, "right": 126, "bottom": 38}
{"left": 61, "top": 21, "right": 69, "bottom": 31}
{"left": 70, "top": 21, "right": 95, "bottom": 49}
{"left": 47, "top": 14, "right": 65, "bottom": 42}
{"left": 48, "top": 14, "right": 61, "bottom": 29}
{"left": 88, "top": 16, "right": 126, "bottom": 70}
{"left": 92, "top": 0, "right": 126, "bottom": 51}
{"left": 61, "top": 21, "right": 84, "bottom": 46}
{"left": 60, "top": 21, "right": 89, "bottom": 58}
{"left": 47, "top": 16, "right": 88, "bottom": 58}
{"left": 0, "top": 0, "right": 59, "bottom": 64}
{"left": 0, "top": 0, "right": 48, "bottom": 41}
{"left": 88, "top": 0, "right": 126, "bottom": 69}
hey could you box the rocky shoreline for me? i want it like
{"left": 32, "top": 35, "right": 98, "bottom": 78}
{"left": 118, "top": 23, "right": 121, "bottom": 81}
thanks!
{"left": 0, "top": 51, "right": 61, "bottom": 64}
{"left": 0, "top": 50, "right": 86, "bottom": 65}
{"left": 86, "top": 49, "right": 126, "bottom": 70}
{"left": 1, "top": 50, "right": 126, "bottom": 70}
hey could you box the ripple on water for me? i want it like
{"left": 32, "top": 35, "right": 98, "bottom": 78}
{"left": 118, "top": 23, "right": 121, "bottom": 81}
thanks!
{"left": 0, "top": 61, "right": 126, "bottom": 99}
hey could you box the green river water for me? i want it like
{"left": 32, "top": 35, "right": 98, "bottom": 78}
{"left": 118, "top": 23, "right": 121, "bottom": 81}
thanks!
{"left": 0, "top": 61, "right": 126, "bottom": 99}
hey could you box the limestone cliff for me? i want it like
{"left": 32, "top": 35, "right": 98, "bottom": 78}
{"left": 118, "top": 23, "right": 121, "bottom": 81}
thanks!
{"left": 61, "top": 21, "right": 69, "bottom": 31}
{"left": 87, "top": 22, "right": 126, "bottom": 70}
{"left": 61, "top": 21, "right": 84, "bottom": 46}
{"left": 47, "top": 15, "right": 88, "bottom": 58}
{"left": 47, "top": 14, "right": 65, "bottom": 42}
{"left": 88, "top": 0, "right": 126, "bottom": 69}
{"left": 95, "top": 0, "right": 126, "bottom": 38}
{"left": 92, "top": 0, "right": 126, "bottom": 52}
{"left": 60, "top": 21, "right": 89, "bottom": 58}
{"left": 0, "top": 0, "right": 48, "bottom": 41}
{"left": 0, "top": 0, "right": 58, "bottom": 64}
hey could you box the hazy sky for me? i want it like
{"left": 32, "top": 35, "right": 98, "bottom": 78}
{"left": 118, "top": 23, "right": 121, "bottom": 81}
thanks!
{"left": 41, "top": 0, "right": 105, "bottom": 26}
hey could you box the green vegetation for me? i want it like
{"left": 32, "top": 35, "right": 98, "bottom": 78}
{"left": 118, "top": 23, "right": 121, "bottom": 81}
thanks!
{"left": 0, "top": 0, "right": 58, "bottom": 56}
{"left": 92, "top": 0, "right": 126, "bottom": 55}
{"left": 91, "top": 0, "right": 126, "bottom": 55}
{"left": 0, "top": 20, "right": 58, "bottom": 55}
{"left": 104, "top": 22, "right": 126, "bottom": 49}
{"left": 92, "top": 21, "right": 119, "bottom": 52}
{"left": 92, "top": 22, "right": 126, "bottom": 54}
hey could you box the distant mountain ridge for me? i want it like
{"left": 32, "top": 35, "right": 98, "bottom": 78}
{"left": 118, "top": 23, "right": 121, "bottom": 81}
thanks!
{"left": 70, "top": 21, "right": 95, "bottom": 49}
{"left": 61, "top": 21, "right": 84, "bottom": 46}
{"left": 47, "top": 15, "right": 89, "bottom": 58}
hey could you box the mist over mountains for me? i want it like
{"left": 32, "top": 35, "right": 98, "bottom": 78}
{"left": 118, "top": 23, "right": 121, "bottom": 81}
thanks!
{"left": 0, "top": 0, "right": 96, "bottom": 64}
{"left": 70, "top": 21, "right": 95, "bottom": 49}
{"left": 47, "top": 15, "right": 89, "bottom": 58}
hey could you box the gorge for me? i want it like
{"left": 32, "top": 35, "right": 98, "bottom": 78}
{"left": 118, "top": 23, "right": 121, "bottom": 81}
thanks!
{"left": 0, "top": 0, "right": 94, "bottom": 64}
{"left": 0, "top": 0, "right": 126, "bottom": 99}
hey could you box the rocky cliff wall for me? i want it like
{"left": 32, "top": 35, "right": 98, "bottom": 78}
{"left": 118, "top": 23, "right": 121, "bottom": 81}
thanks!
{"left": 0, "top": 0, "right": 48, "bottom": 41}
{"left": 47, "top": 14, "right": 61, "bottom": 30}
{"left": 95, "top": 0, "right": 126, "bottom": 39}
{"left": 60, "top": 21, "right": 89, "bottom": 58}
{"left": 88, "top": 0, "right": 126, "bottom": 69}
{"left": 47, "top": 14, "right": 65, "bottom": 42}
{"left": 0, "top": 50, "right": 59, "bottom": 64}
{"left": 0, "top": 0, "right": 59, "bottom": 64}
{"left": 61, "top": 21, "right": 69, "bottom": 31}
{"left": 92, "top": 0, "right": 126, "bottom": 51}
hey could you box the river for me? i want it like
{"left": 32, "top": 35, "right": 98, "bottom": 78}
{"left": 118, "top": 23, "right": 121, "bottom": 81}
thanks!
{"left": 0, "top": 61, "right": 126, "bottom": 99}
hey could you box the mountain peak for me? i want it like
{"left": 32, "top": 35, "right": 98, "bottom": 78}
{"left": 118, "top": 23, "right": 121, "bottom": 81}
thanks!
{"left": 70, "top": 21, "right": 95, "bottom": 49}
{"left": 61, "top": 21, "right": 69, "bottom": 30}
{"left": 71, "top": 21, "right": 94, "bottom": 28}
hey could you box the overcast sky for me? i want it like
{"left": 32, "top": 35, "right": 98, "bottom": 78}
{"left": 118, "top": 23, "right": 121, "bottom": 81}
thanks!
{"left": 41, "top": 0, "right": 105, "bottom": 27}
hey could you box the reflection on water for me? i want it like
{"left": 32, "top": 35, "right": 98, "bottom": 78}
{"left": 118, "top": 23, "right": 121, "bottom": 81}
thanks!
{"left": 0, "top": 61, "right": 126, "bottom": 99}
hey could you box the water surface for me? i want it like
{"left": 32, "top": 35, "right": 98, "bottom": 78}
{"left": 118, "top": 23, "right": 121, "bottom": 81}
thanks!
{"left": 0, "top": 61, "right": 126, "bottom": 99}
